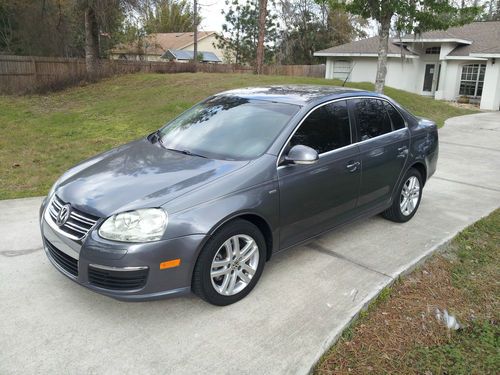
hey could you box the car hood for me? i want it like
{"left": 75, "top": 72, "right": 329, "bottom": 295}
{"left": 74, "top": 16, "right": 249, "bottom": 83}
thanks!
{"left": 57, "top": 138, "right": 248, "bottom": 217}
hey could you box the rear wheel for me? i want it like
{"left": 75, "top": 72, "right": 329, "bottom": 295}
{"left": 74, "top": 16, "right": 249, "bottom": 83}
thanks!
{"left": 383, "top": 168, "right": 423, "bottom": 223}
{"left": 192, "top": 219, "right": 266, "bottom": 306}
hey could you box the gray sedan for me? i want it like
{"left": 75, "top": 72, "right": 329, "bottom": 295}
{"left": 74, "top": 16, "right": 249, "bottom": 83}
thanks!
{"left": 39, "top": 85, "right": 438, "bottom": 305}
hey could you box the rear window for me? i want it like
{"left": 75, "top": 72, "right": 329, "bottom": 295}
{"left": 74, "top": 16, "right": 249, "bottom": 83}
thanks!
{"left": 354, "top": 99, "right": 392, "bottom": 141}
{"left": 384, "top": 101, "right": 406, "bottom": 130}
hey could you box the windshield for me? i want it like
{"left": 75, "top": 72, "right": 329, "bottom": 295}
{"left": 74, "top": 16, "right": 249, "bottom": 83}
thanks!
{"left": 158, "top": 96, "right": 300, "bottom": 160}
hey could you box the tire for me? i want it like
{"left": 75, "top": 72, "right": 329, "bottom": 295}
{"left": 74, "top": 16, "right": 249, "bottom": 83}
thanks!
{"left": 383, "top": 168, "right": 423, "bottom": 223}
{"left": 192, "top": 219, "right": 266, "bottom": 306}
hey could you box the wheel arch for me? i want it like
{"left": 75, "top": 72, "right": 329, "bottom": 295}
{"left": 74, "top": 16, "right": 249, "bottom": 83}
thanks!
{"left": 209, "top": 212, "right": 274, "bottom": 261}
{"left": 409, "top": 161, "right": 427, "bottom": 186}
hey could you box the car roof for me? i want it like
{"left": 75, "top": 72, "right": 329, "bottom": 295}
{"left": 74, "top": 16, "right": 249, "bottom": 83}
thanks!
{"left": 215, "top": 85, "right": 378, "bottom": 106}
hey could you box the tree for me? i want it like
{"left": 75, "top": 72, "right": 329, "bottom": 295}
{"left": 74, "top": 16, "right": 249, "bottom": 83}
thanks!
{"left": 276, "top": 0, "right": 365, "bottom": 65}
{"left": 84, "top": 4, "right": 100, "bottom": 75}
{"left": 483, "top": 0, "right": 500, "bottom": 20}
{"left": 143, "top": 0, "right": 195, "bottom": 33}
{"left": 0, "top": 0, "right": 133, "bottom": 60}
{"left": 193, "top": 0, "right": 198, "bottom": 71}
{"left": 0, "top": 0, "right": 86, "bottom": 57}
{"left": 81, "top": 0, "right": 135, "bottom": 75}
{"left": 216, "top": 0, "right": 279, "bottom": 65}
{"left": 331, "top": 0, "right": 481, "bottom": 93}
{"left": 256, "top": 0, "right": 268, "bottom": 74}
{"left": 0, "top": 0, "right": 14, "bottom": 53}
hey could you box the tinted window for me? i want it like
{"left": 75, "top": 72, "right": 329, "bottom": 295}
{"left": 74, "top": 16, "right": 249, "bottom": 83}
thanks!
{"left": 159, "top": 96, "right": 299, "bottom": 160}
{"left": 290, "top": 101, "right": 351, "bottom": 154}
{"left": 354, "top": 99, "right": 392, "bottom": 141}
{"left": 384, "top": 101, "right": 405, "bottom": 130}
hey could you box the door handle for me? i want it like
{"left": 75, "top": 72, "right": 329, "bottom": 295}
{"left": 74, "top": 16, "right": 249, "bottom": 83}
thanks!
{"left": 346, "top": 161, "right": 360, "bottom": 172}
{"left": 397, "top": 145, "right": 409, "bottom": 158}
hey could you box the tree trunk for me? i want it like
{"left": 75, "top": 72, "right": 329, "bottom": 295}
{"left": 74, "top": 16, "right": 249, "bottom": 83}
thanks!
{"left": 193, "top": 0, "right": 198, "bottom": 72}
{"left": 85, "top": 5, "right": 100, "bottom": 78}
{"left": 255, "top": 0, "right": 268, "bottom": 74}
{"left": 374, "top": 14, "right": 391, "bottom": 94}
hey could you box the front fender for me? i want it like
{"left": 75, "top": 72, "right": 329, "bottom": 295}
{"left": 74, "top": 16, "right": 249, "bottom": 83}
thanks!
{"left": 164, "top": 179, "right": 280, "bottom": 251}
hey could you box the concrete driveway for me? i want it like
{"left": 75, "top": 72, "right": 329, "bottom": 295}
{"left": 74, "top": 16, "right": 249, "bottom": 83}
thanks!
{"left": 1, "top": 112, "right": 499, "bottom": 375}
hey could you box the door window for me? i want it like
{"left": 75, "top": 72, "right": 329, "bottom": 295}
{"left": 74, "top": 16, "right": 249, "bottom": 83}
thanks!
{"left": 383, "top": 101, "right": 405, "bottom": 130}
{"left": 290, "top": 100, "right": 351, "bottom": 154}
{"left": 354, "top": 99, "right": 392, "bottom": 141}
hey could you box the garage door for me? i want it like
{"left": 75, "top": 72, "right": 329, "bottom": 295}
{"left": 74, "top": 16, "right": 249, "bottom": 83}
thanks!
{"left": 332, "top": 60, "right": 352, "bottom": 80}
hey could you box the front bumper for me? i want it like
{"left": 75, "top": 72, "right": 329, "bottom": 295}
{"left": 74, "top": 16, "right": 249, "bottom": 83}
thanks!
{"left": 39, "top": 198, "right": 207, "bottom": 301}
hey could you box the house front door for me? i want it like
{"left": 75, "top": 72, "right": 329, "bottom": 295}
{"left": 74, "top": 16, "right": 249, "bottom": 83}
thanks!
{"left": 423, "top": 64, "right": 435, "bottom": 92}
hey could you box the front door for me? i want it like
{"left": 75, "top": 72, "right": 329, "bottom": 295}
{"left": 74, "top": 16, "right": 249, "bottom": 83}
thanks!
{"left": 423, "top": 64, "right": 435, "bottom": 92}
{"left": 278, "top": 100, "right": 361, "bottom": 249}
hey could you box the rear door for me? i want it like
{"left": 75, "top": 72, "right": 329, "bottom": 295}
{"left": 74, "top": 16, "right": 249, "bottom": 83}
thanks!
{"left": 278, "top": 100, "right": 361, "bottom": 249}
{"left": 350, "top": 98, "right": 410, "bottom": 211}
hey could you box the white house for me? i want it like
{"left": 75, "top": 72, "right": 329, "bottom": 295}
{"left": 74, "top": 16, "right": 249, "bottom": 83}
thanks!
{"left": 314, "top": 21, "right": 500, "bottom": 111}
{"left": 110, "top": 32, "right": 227, "bottom": 63}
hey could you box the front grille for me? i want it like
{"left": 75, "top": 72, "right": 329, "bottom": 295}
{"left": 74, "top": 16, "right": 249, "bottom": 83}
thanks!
{"left": 47, "top": 195, "right": 100, "bottom": 240}
{"left": 88, "top": 266, "right": 148, "bottom": 291}
{"left": 45, "top": 239, "right": 78, "bottom": 277}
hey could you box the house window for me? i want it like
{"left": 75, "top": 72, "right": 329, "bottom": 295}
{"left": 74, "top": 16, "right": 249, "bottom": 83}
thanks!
{"left": 425, "top": 46, "right": 441, "bottom": 54}
{"left": 459, "top": 64, "right": 486, "bottom": 97}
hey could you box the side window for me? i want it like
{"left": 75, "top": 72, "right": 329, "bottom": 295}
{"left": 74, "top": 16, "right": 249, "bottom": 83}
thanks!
{"left": 383, "top": 101, "right": 406, "bottom": 130}
{"left": 354, "top": 99, "right": 392, "bottom": 141}
{"left": 290, "top": 101, "right": 351, "bottom": 154}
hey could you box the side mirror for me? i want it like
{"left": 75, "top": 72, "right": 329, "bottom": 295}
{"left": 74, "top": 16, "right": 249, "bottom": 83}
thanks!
{"left": 284, "top": 145, "right": 319, "bottom": 165}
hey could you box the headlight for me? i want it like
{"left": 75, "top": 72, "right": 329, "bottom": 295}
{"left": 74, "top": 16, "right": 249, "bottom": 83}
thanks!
{"left": 99, "top": 208, "right": 168, "bottom": 242}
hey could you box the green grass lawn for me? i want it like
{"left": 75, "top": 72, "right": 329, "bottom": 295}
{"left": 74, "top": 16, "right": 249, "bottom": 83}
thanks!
{"left": 315, "top": 209, "right": 499, "bottom": 374}
{"left": 0, "top": 72, "right": 477, "bottom": 199}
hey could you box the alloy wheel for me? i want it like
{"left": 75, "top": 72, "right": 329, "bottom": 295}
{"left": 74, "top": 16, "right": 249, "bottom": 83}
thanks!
{"left": 210, "top": 234, "right": 260, "bottom": 296}
{"left": 400, "top": 176, "right": 420, "bottom": 216}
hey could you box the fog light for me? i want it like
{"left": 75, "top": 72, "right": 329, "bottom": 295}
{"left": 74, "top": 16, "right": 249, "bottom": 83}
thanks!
{"left": 160, "top": 259, "right": 181, "bottom": 270}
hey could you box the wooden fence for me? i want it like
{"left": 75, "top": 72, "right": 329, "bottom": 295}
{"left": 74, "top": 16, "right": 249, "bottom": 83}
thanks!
{"left": 262, "top": 64, "right": 326, "bottom": 78}
{"left": 0, "top": 55, "right": 325, "bottom": 94}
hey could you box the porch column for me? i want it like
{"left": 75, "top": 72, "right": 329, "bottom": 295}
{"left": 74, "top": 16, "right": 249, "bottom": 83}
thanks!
{"left": 325, "top": 58, "right": 334, "bottom": 79}
{"left": 480, "top": 58, "right": 500, "bottom": 111}
{"left": 434, "top": 60, "right": 448, "bottom": 100}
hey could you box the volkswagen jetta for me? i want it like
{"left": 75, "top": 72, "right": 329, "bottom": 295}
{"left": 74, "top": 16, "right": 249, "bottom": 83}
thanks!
{"left": 39, "top": 85, "right": 438, "bottom": 305}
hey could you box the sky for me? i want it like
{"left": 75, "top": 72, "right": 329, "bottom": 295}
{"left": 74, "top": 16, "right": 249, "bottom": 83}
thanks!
{"left": 198, "top": 0, "right": 226, "bottom": 32}
{"left": 197, "top": 0, "right": 378, "bottom": 37}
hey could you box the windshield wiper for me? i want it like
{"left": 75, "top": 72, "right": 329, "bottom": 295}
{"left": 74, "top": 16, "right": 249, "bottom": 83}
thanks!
{"left": 162, "top": 145, "right": 208, "bottom": 159}
{"left": 175, "top": 149, "right": 208, "bottom": 159}
{"left": 149, "top": 130, "right": 162, "bottom": 143}
{"left": 157, "top": 137, "right": 207, "bottom": 158}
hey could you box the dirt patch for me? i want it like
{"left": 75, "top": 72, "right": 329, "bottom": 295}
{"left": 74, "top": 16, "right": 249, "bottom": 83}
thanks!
{"left": 448, "top": 101, "right": 480, "bottom": 111}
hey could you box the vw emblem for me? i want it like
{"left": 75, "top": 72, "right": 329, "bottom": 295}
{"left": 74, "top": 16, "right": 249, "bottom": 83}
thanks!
{"left": 56, "top": 204, "right": 71, "bottom": 227}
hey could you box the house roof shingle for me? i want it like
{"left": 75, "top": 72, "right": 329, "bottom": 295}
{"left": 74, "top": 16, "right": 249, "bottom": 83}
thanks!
{"left": 112, "top": 32, "right": 216, "bottom": 55}
{"left": 315, "top": 36, "right": 416, "bottom": 56}
{"left": 315, "top": 21, "right": 500, "bottom": 58}
{"left": 404, "top": 21, "right": 500, "bottom": 56}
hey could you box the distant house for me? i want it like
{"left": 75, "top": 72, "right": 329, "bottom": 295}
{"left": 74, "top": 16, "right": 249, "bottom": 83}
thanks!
{"left": 162, "top": 49, "right": 221, "bottom": 63}
{"left": 110, "top": 31, "right": 226, "bottom": 63}
{"left": 314, "top": 21, "right": 500, "bottom": 111}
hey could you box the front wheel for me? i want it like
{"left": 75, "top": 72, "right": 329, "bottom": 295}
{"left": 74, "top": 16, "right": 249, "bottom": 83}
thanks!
{"left": 383, "top": 168, "right": 423, "bottom": 223}
{"left": 192, "top": 219, "right": 266, "bottom": 306}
